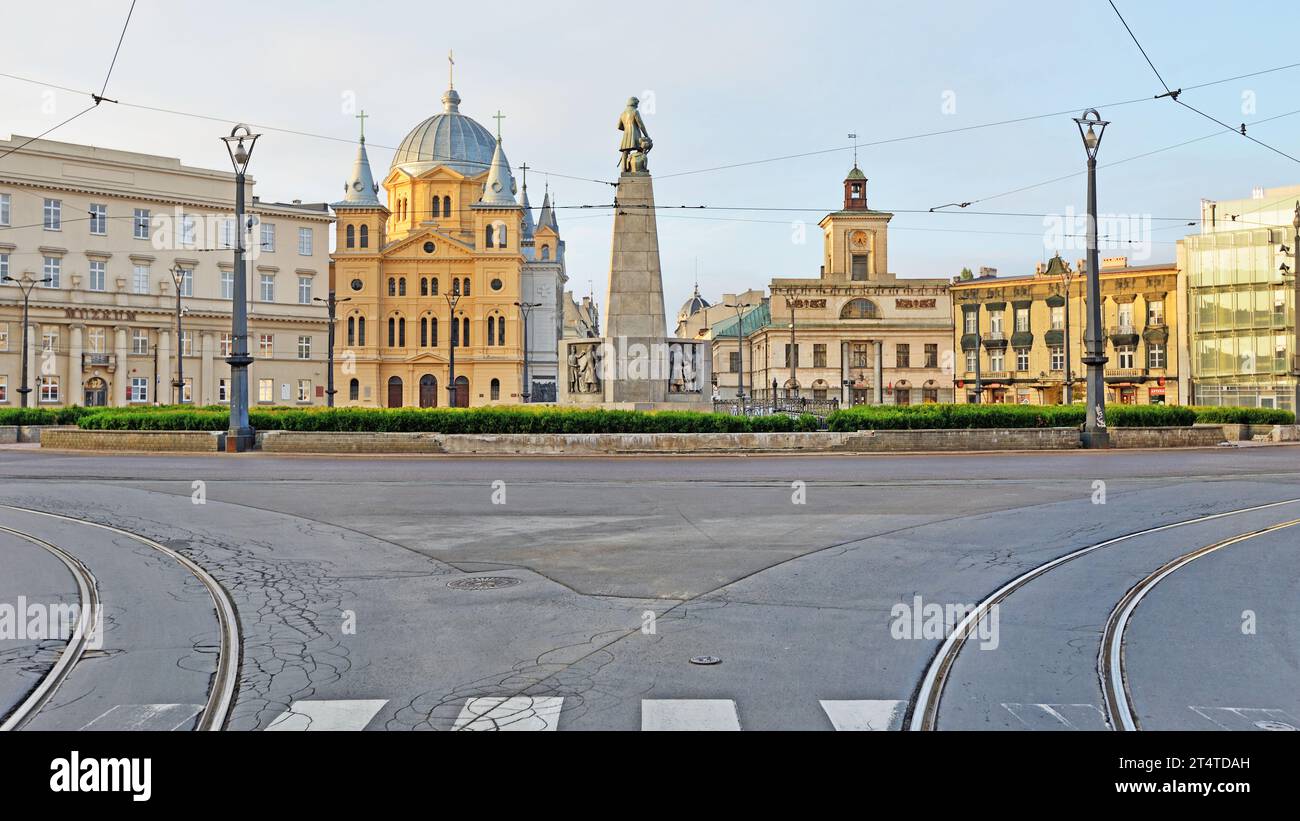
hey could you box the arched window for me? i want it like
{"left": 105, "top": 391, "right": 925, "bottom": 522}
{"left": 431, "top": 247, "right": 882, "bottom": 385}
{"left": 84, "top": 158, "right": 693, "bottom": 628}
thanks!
{"left": 490, "top": 378, "right": 500, "bottom": 401}
{"left": 443, "top": 196, "right": 451, "bottom": 218}
{"left": 463, "top": 278, "right": 471, "bottom": 296}
{"left": 432, "top": 197, "right": 439, "bottom": 219}
{"left": 359, "top": 225, "right": 369, "bottom": 248}
{"left": 430, "top": 316, "right": 438, "bottom": 346}
{"left": 420, "top": 317, "right": 428, "bottom": 347}
{"left": 398, "top": 278, "right": 407, "bottom": 296}
{"left": 430, "top": 277, "right": 439, "bottom": 295}
{"left": 357, "top": 316, "right": 366, "bottom": 346}
{"left": 452, "top": 278, "right": 461, "bottom": 296}
{"left": 420, "top": 278, "right": 428, "bottom": 296}
{"left": 387, "top": 277, "right": 396, "bottom": 297}
{"left": 462, "top": 317, "right": 470, "bottom": 346}
{"left": 840, "top": 298, "right": 879, "bottom": 319}
{"left": 451, "top": 314, "right": 459, "bottom": 347}
{"left": 497, "top": 224, "right": 507, "bottom": 246}
{"left": 485, "top": 224, "right": 494, "bottom": 248}
{"left": 398, "top": 317, "right": 406, "bottom": 347}
{"left": 347, "top": 316, "right": 356, "bottom": 346}
{"left": 346, "top": 224, "right": 355, "bottom": 248}
{"left": 541, "top": 245, "right": 550, "bottom": 261}
{"left": 486, "top": 316, "right": 495, "bottom": 346}
{"left": 387, "top": 317, "right": 396, "bottom": 347}
{"left": 497, "top": 316, "right": 505, "bottom": 346}
{"left": 349, "top": 378, "right": 359, "bottom": 401}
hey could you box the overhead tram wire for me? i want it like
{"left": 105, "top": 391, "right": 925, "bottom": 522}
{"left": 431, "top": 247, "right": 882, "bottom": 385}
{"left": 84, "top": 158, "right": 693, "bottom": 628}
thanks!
{"left": 1109, "top": 0, "right": 1300, "bottom": 166}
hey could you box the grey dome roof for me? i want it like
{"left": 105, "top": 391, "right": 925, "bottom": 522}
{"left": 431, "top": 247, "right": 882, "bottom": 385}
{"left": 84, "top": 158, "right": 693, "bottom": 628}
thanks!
{"left": 677, "top": 285, "right": 711, "bottom": 323}
{"left": 390, "top": 89, "right": 497, "bottom": 177}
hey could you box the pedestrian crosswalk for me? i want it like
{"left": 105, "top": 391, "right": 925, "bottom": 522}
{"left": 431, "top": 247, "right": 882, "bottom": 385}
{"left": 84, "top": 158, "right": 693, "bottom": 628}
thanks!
{"left": 77, "top": 697, "right": 911, "bottom": 731}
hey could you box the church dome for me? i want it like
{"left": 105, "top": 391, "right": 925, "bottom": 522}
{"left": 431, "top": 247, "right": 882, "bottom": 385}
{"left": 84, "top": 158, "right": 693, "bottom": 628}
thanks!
{"left": 677, "top": 284, "right": 711, "bottom": 324}
{"left": 390, "top": 88, "right": 497, "bottom": 177}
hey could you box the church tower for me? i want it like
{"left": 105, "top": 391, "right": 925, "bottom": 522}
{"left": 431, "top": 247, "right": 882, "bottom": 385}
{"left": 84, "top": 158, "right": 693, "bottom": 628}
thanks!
{"left": 521, "top": 181, "right": 566, "bottom": 400}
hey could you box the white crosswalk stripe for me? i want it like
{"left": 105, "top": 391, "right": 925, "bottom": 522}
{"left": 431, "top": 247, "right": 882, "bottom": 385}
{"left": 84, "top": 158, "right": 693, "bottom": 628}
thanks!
{"left": 265, "top": 699, "right": 388, "bottom": 731}
{"left": 641, "top": 699, "right": 741, "bottom": 731}
{"left": 820, "top": 699, "right": 905, "bottom": 731}
{"left": 453, "top": 697, "right": 564, "bottom": 731}
{"left": 81, "top": 704, "right": 203, "bottom": 731}
{"left": 1002, "top": 703, "right": 1109, "bottom": 730}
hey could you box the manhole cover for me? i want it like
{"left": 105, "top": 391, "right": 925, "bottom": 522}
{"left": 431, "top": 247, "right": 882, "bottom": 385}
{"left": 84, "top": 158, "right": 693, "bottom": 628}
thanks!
{"left": 447, "top": 576, "right": 521, "bottom": 591}
{"left": 689, "top": 655, "right": 722, "bottom": 666}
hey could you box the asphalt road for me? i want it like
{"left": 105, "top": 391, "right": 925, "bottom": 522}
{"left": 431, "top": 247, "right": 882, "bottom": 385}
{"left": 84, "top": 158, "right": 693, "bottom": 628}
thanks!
{"left": 1, "top": 445, "right": 1297, "bottom": 731}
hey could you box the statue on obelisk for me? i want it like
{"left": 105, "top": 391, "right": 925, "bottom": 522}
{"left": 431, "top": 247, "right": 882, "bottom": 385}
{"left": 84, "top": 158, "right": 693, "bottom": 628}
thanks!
{"left": 617, "top": 97, "right": 653, "bottom": 173}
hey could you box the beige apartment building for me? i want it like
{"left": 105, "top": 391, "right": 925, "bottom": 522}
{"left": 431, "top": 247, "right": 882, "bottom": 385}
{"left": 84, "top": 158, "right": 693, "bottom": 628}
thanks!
{"left": 0, "top": 135, "right": 332, "bottom": 409}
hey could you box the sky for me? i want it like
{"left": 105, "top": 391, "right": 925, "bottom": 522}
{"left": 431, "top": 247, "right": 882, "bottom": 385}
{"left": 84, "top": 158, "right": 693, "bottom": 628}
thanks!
{"left": 5, "top": 0, "right": 1300, "bottom": 317}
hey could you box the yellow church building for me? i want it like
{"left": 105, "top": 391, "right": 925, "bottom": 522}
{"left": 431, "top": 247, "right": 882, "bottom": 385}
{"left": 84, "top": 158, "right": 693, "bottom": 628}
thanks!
{"left": 330, "top": 79, "right": 555, "bottom": 408}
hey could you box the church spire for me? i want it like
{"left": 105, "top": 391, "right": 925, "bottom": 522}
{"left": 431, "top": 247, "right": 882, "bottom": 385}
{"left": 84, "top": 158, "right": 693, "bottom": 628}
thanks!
{"left": 520, "top": 162, "right": 536, "bottom": 239}
{"left": 333, "top": 111, "right": 381, "bottom": 208}
{"left": 536, "top": 183, "right": 560, "bottom": 233}
{"left": 476, "top": 129, "right": 518, "bottom": 208}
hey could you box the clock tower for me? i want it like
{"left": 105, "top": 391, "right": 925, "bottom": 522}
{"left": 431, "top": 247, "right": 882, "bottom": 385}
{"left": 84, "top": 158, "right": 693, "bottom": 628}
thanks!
{"left": 819, "top": 165, "right": 892, "bottom": 282}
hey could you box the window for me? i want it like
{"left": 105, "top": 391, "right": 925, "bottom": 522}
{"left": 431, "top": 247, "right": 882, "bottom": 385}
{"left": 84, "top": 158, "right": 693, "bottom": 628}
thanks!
{"left": 42, "top": 329, "right": 58, "bottom": 352}
{"left": 180, "top": 214, "right": 196, "bottom": 246}
{"left": 388, "top": 278, "right": 397, "bottom": 296}
{"left": 134, "top": 264, "right": 151, "bottom": 295}
{"left": 420, "top": 317, "right": 428, "bottom": 347}
{"left": 1117, "top": 304, "right": 1134, "bottom": 331}
{"left": 178, "top": 267, "right": 193, "bottom": 297}
{"left": 1050, "top": 305, "right": 1064, "bottom": 330}
{"left": 461, "top": 317, "right": 469, "bottom": 346}
{"left": 964, "top": 311, "right": 978, "bottom": 334}
{"left": 462, "top": 278, "right": 471, "bottom": 296}
{"left": 260, "top": 222, "right": 275, "bottom": 252}
{"left": 1148, "top": 342, "right": 1166, "bottom": 369}
{"left": 421, "top": 277, "right": 430, "bottom": 297}
{"left": 783, "top": 343, "right": 799, "bottom": 367}
{"left": 485, "top": 224, "right": 495, "bottom": 248}
{"left": 397, "top": 277, "right": 406, "bottom": 297}
{"left": 297, "top": 335, "right": 312, "bottom": 360}
{"left": 0, "top": 253, "right": 8, "bottom": 281}
{"left": 399, "top": 318, "right": 406, "bottom": 347}
{"left": 39, "top": 376, "right": 59, "bottom": 403}
{"left": 88, "top": 260, "right": 106, "bottom": 292}
{"left": 260, "top": 273, "right": 275, "bottom": 302}
{"left": 219, "top": 219, "right": 235, "bottom": 249}
{"left": 813, "top": 344, "right": 827, "bottom": 368}
{"left": 297, "top": 379, "right": 311, "bottom": 402}
{"left": 181, "top": 330, "right": 194, "bottom": 357}
{"left": 0, "top": 323, "right": 7, "bottom": 351}
{"left": 1117, "top": 345, "right": 1136, "bottom": 369}
{"left": 1147, "top": 300, "right": 1165, "bottom": 327}
{"left": 989, "top": 349, "right": 1005, "bottom": 371}
{"left": 490, "top": 378, "right": 500, "bottom": 400}
{"left": 258, "top": 378, "right": 274, "bottom": 403}
{"left": 850, "top": 254, "right": 869, "bottom": 281}
{"left": 132, "top": 329, "right": 149, "bottom": 355}
{"left": 298, "top": 227, "right": 313, "bottom": 256}
{"left": 1015, "top": 307, "right": 1030, "bottom": 333}
{"left": 850, "top": 342, "right": 871, "bottom": 368}
{"left": 348, "top": 378, "right": 359, "bottom": 401}
{"left": 0, "top": 377, "right": 6, "bottom": 403}
{"left": 729, "top": 351, "right": 742, "bottom": 373}
{"left": 259, "top": 334, "right": 274, "bottom": 358}
{"left": 347, "top": 317, "right": 356, "bottom": 347}
{"left": 487, "top": 317, "right": 496, "bottom": 347}
{"left": 133, "top": 208, "right": 150, "bottom": 239}
{"left": 896, "top": 344, "right": 910, "bottom": 368}
{"left": 924, "top": 344, "right": 938, "bottom": 368}
{"left": 89, "top": 204, "right": 107, "bottom": 235}
{"left": 346, "top": 224, "right": 355, "bottom": 249}
{"left": 429, "top": 277, "right": 438, "bottom": 295}
{"left": 1015, "top": 348, "right": 1030, "bottom": 371}
{"left": 840, "top": 299, "right": 877, "bottom": 319}
{"left": 218, "top": 379, "right": 229, "bottom": 402}
{"left": 298, "top": 276, "right": 312, "bottom": 305}
{"left": 966, "top": 350, "right": 978, "bottom": 372}
{"left": 87, "top": 327, "right": 106, "bottom": 353}
{"left": 988, "top": 310, "right": 1004, "bottom": 335}
{"left": 359, "top": 225, "right": 369, "bottom": 248}
{"left": 1050, "top": 345, "right": 1065, "bottom": 371}
{"left": 356, "top": 316, "right": 365, "bottom": 346}
{"left": 923, "top": 387, "right": 939, "bottom": 403}
{"left": 443, "top": 196, "right": 451, "bottom": 218}
{"left": 128, "top": 377, "right": 148, "bottom": 403}
{"left": 0, "top": 193, "right": 9, "bottom": 226}
{"left": 388, "top": 317, "right": 396, "bottom": 347}
{"left": 429, "top": 317, "right": 437, "bottom": 347}
{"left": 43, "top": 256, "right": 60, "bottom": 288}
{"left": 43, "top": 198, "right": 61, "bottom": 230}
{"left": 220, "top": 333, "right": 233, "bottom": 357}
{"left": 181, "top": 378, "right": 193, "bottom": 403}
{"left": 497, "top": 316, "right": 505, "bottom": 346}
{"left": 220, "top": 269, "right": 233, "bottom": 299}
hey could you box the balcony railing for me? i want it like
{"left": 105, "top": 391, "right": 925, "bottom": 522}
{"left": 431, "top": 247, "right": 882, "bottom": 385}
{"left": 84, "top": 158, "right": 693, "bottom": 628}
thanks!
{"left": 1107, "top": 325, "right": 1138, "bottom": 337}
{"left": 81, "top": 353, "right": 116, "bottom": 370}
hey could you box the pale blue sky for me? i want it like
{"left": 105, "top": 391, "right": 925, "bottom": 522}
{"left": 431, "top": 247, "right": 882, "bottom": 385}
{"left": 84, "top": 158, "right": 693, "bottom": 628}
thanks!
{"left": 4, "top": 0, "right": 1298, "bottom": 314}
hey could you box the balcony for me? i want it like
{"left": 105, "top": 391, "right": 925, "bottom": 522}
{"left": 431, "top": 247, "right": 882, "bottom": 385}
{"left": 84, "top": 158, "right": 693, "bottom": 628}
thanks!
{"left": 81, "top": 353, "right": 117, "bottom": 371}
{"left": 981, "top": 331, "right": 1009, "bottom": 349}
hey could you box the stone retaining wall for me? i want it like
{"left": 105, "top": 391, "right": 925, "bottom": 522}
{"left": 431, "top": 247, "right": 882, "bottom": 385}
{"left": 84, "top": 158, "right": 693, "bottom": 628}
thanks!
{"left": 41, "top": 429, "right": 224, "bottom": 452}
{"left": 0, "top": 425, "right": 68, "bottom": 444}
{"left": 1108, "top": 425, "right": 1226, "bottom": 449}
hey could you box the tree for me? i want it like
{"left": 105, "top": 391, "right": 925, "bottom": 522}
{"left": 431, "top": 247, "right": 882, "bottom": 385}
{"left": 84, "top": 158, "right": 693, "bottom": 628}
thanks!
{"left": 959, "top": 267, "right": 974, "bottom": 281}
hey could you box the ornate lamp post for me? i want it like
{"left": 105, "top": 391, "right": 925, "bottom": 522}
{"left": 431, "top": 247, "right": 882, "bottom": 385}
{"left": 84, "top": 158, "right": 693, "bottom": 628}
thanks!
{"left": 785, "top": 297, "right": 797, "bottom": 398}
{"left": 168, "top": 267, "right": 188, "bottom": 404}
{"left": 314, "top": 292, "right": 351, "bottom": 406}
{"left": 513, "top": 300, "right": 541, "bottom": 402}
{"left": 1073, "top": 109, "right": 1110, "bottom": 448}
{"left": 220, "top": 125, "right": 260, "bottom": 451}
{"left": 723, "top": 302, "right": 752, "bottom": 401}
{"left": 2, "top": 272, "right": 53, "bottom": 407}
{"left": 445, "top": 285, "right": 463, "bottom": 407}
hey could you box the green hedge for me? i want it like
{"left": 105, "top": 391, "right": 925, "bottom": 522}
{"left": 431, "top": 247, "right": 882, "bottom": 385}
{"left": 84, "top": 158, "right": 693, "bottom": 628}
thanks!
{"left": 1190, "top": 406, "right": 1295, "bottom": 425}
{"left": 825, "top": 403, "right": 1197, "bottom": 431}
{"left": 77, "top": 406, "right": 822, "bottom": 434}
{"left": 0, "top": 406, "right": 98, "bottom": 426}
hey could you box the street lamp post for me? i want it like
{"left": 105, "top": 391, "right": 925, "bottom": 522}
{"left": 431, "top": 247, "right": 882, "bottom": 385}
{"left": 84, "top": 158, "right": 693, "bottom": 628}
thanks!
{"left": 220, "top": 125, "right": 261, "bottom": 452}
{"left": 168, "top": 267, "right": 187, "bottom": 404}
{"left": 723, "top": 302, "right": 752, "bottom": 402}
{"left": 314, "top": 292, "right": 351, "bottom": 406}
{"left": 513, "top": 300, "right": 541, "bottom": 402}
{"left": 445, "top": 288, "right": 462, "bottom": 407}
{"left": 785, "top": 297, "right": 797, "bottom": 398}
{"left": 2, "top": 272, "right": 53, "bottom": 407}
{"left": 1074, "top": 109, "right": 1111, "bottom": 448}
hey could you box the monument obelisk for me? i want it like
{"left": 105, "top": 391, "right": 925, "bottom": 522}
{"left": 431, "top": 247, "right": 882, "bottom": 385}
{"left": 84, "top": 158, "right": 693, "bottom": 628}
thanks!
{"left": 605, "top": 96, "right": 667, "bottom": 343}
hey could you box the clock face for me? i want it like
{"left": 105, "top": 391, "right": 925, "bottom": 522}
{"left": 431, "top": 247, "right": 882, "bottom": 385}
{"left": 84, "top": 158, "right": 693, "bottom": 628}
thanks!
{"left": 350, "top": 278, "right": 363, "bottom": 292}
{"left": 850, "top": 230, "right": 869, "bottom": 249}
{"left": 491, "top": 181, "right": 502, "bottom": 193}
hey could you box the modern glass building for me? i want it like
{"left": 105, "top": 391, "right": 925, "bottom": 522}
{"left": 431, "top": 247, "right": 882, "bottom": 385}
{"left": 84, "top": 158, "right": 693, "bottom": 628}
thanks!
{"left": 1178, "top": 185, "right": 1299, "bottom": 410}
